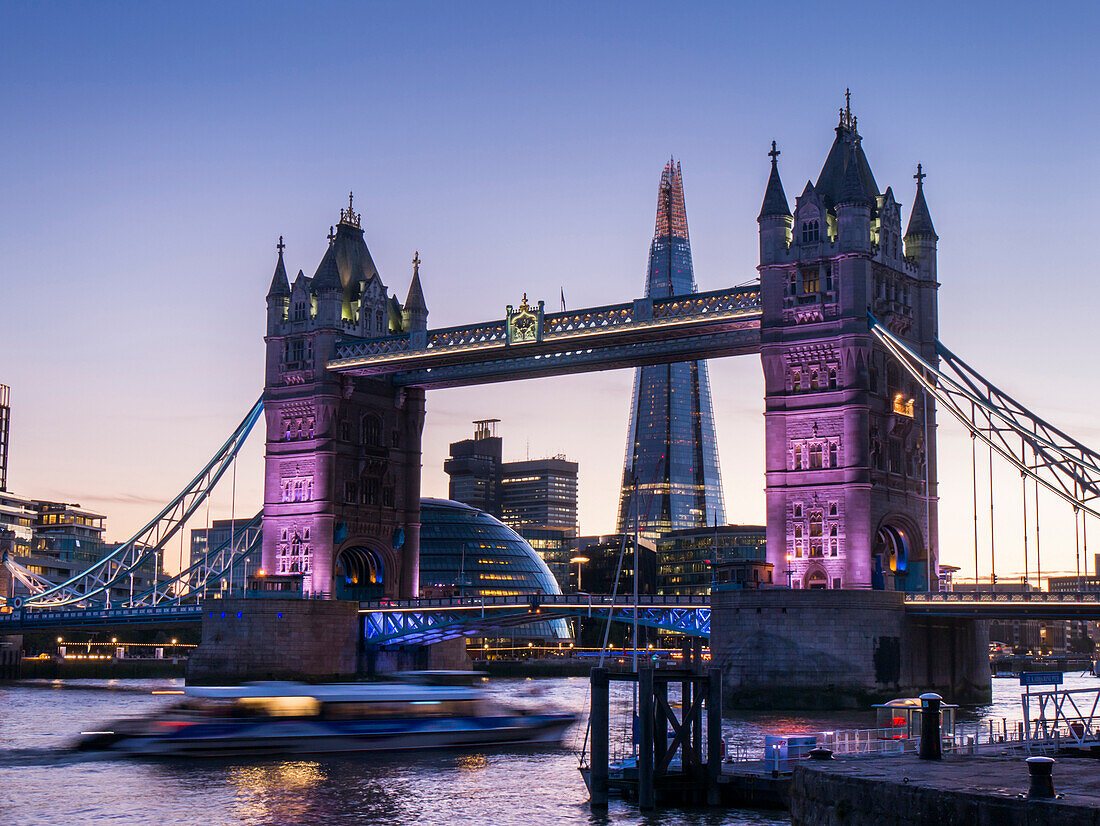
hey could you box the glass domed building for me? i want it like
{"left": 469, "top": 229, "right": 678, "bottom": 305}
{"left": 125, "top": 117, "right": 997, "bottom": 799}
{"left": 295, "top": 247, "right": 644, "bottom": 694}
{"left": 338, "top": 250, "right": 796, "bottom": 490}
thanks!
{"left": 418, "top": 498, "right": 570, "bottom": 641}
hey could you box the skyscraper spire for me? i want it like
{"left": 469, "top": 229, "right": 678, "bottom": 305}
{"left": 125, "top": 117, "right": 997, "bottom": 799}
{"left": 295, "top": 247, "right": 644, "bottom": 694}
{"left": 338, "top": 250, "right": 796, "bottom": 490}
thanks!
{"left": 653, "top": 158, "right": 689, "bottom": 241}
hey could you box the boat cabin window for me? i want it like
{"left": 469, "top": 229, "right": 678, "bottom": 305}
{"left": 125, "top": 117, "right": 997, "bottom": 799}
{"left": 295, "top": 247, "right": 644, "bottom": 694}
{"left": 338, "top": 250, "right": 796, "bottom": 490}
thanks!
{"left": 234, "top": 696, "right": 321, "bottom": 718}
{"left": 320, "top": 699, "right": 481, "bottom": 719}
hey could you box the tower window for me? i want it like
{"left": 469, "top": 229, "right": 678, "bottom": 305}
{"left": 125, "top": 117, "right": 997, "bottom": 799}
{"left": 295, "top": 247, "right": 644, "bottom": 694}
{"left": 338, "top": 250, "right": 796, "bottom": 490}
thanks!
{"left": 824, "top": 265, "right": 834, "bottom": 292}
{"left": 376, "top": 310, "right": 384, "bottom": 332}
{"left": 810, "top": 512, "right": 823, "bottom": 537}
{"left": 293, "top": 302, "right": 307, "bottom": 321}
{"left": 810, "top": 370, "right": 820, "bottom": 390}
{"left": 362, "top": 414, "right": 382, "bottom": 447}
{"left": 801, "top": 268, "right": 819, "bottom": 294}
{"left": 801, "top": 220, "right": 820, "bottom": 244}
{"left": 828, "top": 368, "right": 838, "bottom": 390}
{"left": 829, "top": 442, "right": 839, "bottom": 468}
{"left": 793, "top": 504, "right": 803, "bottom": 518}
{"left": 809, "top": 444, "right": 823, "bottom": 469}
{"left": 829, "top": 502, "right": 838, "bottom": 516}
{"left": 792, "top": 370, "right": 802, "bottom": 392}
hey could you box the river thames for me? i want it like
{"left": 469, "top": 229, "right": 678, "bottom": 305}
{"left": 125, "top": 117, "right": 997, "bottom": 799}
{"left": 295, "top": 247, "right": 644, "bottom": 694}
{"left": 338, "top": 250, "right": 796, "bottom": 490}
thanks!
{"left": 1, "top": 673, "right": 1095, "bottom": 825}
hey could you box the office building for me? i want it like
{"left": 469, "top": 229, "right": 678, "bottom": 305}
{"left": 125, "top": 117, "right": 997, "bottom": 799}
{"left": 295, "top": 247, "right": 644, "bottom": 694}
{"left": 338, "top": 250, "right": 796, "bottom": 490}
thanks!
{"left": 656, "top": 524, "right": 767, "bottom": 595}
{"left": 616, "top": 160, "right": 726, "bottom": 539}
{"left": 443, "top": 419, "right": 503, "bottom": 516}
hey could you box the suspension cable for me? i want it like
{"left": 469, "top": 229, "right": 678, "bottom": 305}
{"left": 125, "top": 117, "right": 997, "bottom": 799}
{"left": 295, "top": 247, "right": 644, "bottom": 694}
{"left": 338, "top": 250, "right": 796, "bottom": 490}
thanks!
{"left": 972, "top": 403, "right": 979, "bottom": 588}
{"left": 989, "top": 442, "right": 996, "bottom": 592}
{"left": 1021, "top": 439, "right": 1029, "bottom": 590}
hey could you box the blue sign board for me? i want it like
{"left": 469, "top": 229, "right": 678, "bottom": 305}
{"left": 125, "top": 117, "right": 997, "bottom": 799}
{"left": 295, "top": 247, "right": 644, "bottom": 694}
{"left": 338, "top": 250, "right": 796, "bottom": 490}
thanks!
{"left": 1020, "top": 671, "right": 1063, "bottom": 687}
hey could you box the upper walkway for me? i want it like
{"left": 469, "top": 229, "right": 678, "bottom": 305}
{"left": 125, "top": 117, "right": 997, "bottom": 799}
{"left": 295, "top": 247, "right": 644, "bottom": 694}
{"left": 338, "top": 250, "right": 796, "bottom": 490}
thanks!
{"left": 328, "top": 286, "right": 762, "bottom": 388}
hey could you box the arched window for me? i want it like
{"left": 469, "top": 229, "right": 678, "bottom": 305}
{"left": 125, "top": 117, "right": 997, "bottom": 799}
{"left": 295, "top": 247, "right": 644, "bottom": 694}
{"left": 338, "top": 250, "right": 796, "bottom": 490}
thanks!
{"left": 293, "top": 302, "right": 307, "bottom": 321}
{"left": 809, "top": 444, "right": 823, "bottom": 469}
{"left": 285, "top": 420, "right": 293, "bottom": 441}
{"left": 829, "top": 442, "right": 839, "bottom": 468}
{"left": 362, "top": 415, "right": 382, "bottom": 447}
{"left": 801, "top": 219, "right": 820, "bottom": 244}
{"left": 307, "top": 417, "right": 315, "bottom": 439}
{"left": 828, "top": 368, "right": 838, "bottom": 390}
{"left": 810, "top": 370, "right": 820, "bottom": 390}
{"left": 793, "top": 504, "right": 803, "bottom": 518}
{"left": 303, "top": 528, "right": 310, "bottom": 541}
{"left": 362, "top": 478, "right": 380, "bottom": 505}
{"left": 809, "top": 512, "right": 823, "bottom": 537}
{"left": 376, "top": 310, "right": 384, "bottom": 332}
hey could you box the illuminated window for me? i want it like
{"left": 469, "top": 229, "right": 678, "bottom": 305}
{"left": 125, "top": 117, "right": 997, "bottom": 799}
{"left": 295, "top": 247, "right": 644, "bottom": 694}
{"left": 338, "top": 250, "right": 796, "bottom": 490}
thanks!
{"left": 810, "top": 512, "right": 823, "bottom": 537}
{"left": 801, "top": 267, "right": 819, "bottom": 293}
{"left": 809, "top": 444, "right": 823, "bottom": 469}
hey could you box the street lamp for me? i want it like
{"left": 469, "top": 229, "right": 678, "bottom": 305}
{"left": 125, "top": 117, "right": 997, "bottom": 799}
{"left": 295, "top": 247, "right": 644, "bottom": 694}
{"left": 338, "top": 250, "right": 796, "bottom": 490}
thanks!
{"left": 785, "top": 553, "right": 794, "bottom": 589}
{"left": 569, "top": 556, "right": 589, "bottom": 592}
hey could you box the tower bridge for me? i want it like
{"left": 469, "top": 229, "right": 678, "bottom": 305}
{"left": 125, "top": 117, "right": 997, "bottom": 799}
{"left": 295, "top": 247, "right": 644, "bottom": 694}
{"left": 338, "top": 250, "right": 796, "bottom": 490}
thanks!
{"left": 5, "top": 98, "right": 1100, "bottom": 698}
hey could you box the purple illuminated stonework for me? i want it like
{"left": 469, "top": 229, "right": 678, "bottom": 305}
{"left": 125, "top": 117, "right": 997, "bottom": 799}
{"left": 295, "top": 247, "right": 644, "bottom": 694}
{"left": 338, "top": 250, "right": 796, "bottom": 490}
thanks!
{"left": 262, "top": 196, "right": 428, "bottom": 598}
{"left": 759, "top": 104, "right": 940, "bottom": 591}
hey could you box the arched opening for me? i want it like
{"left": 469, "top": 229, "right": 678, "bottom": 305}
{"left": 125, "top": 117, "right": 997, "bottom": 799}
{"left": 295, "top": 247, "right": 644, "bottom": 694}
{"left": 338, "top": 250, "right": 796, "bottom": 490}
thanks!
{"left": 873, "top": 522, "right": 927, "bottom": 592}
{"left": 334, "top": 546, "right": 385, "bottom": 600}
{"left": 805, "top": 569, "right": 828, "bottom": 590}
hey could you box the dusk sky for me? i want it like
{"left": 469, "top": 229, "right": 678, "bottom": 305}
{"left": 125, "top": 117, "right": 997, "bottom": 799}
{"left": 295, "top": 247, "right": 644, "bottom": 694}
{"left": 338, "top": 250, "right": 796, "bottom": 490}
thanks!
{"left": 3, "top": 2, "right": 1099, "bottom": 581}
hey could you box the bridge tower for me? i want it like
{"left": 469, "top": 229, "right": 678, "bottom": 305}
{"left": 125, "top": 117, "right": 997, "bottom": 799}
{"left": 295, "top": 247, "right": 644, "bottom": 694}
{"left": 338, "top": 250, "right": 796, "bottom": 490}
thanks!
{"left": 759, "top": 99, "right": 940, "bottom": 591}
{"left": 262, "top": 196, "right": 426, "bottom": 599}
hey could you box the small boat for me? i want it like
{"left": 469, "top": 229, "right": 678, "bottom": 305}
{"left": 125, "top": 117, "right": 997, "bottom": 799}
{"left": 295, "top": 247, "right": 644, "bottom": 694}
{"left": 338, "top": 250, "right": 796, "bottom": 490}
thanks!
{"left": 75, "top": 681, "right": 576, "bottom": 757}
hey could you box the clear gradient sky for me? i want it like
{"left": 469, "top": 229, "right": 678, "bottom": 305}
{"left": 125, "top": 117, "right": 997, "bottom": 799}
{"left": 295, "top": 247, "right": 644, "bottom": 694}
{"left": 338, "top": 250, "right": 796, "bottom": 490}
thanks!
{"left": 2, "top": 2, "right": 1098, "bottom": 581}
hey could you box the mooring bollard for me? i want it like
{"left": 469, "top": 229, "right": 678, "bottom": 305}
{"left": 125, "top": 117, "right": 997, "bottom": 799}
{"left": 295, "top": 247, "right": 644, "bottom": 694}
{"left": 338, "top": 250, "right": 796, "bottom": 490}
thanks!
{"left": 918, "top": 693, "right": 942, "bottom": 760}
{"left": 1026, "top": 756, "right": 1055, "bottom": 799}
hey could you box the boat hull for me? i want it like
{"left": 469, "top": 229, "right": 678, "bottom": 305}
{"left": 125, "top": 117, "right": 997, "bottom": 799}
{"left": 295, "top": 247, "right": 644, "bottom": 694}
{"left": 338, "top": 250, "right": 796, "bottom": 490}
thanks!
{"left": 102, "top": 713, "right": 575, "bottom": 757}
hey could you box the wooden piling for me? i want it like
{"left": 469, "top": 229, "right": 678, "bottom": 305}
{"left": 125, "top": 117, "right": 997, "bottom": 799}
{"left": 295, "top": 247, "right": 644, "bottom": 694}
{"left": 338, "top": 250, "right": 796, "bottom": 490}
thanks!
{"left": 589, "top": 667, "right": 609, "bottom": 810}
{"left": 638, "top": 666, "right": 655, "bottom": 810}
{"left": 707, "top": 667, "right": 723, "bottom": 805}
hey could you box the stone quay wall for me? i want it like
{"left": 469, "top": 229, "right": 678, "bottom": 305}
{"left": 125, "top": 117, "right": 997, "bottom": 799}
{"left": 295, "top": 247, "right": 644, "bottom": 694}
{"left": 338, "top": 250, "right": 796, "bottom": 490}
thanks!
{"left": 186, "top": 597, "right": 360, "bottom": 684}
{"left": 790, "top": 755, "right": 1100, "bottom": 826}
{"left": 711, "top": 589, "right": 990, "bottom": 709}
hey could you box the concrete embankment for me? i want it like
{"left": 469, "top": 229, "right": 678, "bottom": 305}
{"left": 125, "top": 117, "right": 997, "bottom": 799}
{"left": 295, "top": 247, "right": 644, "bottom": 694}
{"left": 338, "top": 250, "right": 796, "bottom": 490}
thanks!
{"left": 790, "top": 754, "right": 1100, "bottom": 826}
{"left": 17, "top": 657, "right": 185, "bottom": 679}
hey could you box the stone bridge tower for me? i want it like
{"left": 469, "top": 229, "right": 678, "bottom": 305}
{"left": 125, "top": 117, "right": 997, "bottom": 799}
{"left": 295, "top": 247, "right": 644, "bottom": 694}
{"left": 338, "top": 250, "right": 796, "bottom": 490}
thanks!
{"left": 758, "top": 99, "right": 940, "bottom": 591}
{"left": 262, "top": 195, "right": 427, "bottom": 599}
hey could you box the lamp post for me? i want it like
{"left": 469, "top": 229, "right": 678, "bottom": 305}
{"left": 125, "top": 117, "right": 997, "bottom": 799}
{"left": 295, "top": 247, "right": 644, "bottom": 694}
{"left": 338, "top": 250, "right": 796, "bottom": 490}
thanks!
{"left": 786, "top": 553, "right": 794, "bottom": 589}
{"left": 570, "top": 556, "right": 589, "bottom": 592}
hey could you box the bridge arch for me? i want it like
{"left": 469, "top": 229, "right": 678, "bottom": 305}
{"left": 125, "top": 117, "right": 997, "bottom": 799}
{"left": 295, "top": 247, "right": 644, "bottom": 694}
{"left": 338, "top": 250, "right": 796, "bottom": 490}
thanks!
{"left": 333, "top": 541, "right": 392, "bottom": 600}
{"left": 873, "top": 515, "right": 926, "bottom": 592}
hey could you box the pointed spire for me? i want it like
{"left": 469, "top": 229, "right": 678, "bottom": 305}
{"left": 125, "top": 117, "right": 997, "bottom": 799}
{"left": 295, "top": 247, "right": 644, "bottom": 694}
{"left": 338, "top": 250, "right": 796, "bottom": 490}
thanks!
{"left": 339, "top": 191, "right": 361, "bottom": 228}
{"left": 758, "top": 140, "right": 792, "bottom": 220}
{"left": 402, "top": 251, "right": 428, "bottom": 332}
{"left": 905, "top": 163, "right": 937, "bottom": 239}
{"left": 838, "top": 138, "right": 871, "bottom": 207}
{"left": 653, "top": 158, "right": 689, "bottom": 241}
{"left": 266, "top": 236, "right": 290, "bottom": 299}
{"left": 405, "top": 251, "right": 427, "bottom": 312}
{"left": 311, "top": 241, "right": 341, "bottom": 295}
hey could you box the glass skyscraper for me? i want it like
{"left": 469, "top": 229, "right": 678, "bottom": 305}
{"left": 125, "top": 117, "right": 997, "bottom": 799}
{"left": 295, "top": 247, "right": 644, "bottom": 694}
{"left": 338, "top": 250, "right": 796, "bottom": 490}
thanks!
{"left": 616, "top": 160, "right": 726, "bottom": 538}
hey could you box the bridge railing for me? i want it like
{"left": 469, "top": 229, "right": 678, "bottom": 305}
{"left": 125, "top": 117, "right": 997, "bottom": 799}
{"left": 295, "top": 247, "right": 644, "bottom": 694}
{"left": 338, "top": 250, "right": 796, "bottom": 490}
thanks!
{"left": 357, "top": 593, "right": 711, "bottom": 611}
{"left": 905, "top": 591, "right": 1100, "bottom": 605}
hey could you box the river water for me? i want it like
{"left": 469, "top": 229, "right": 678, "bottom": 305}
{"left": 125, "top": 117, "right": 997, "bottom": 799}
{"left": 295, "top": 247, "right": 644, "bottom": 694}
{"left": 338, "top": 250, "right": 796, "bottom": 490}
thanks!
{"left": 1, "top": 673, "right": 1096, "bottom": 826}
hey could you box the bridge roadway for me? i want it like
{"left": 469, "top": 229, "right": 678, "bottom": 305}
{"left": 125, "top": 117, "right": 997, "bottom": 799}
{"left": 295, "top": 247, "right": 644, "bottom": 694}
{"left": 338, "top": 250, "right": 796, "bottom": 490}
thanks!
{"left": 5, "top": 592, "right": 1100, "bottom": 637}
{"left": 328, "top": 286, "right": 763, "bottom": 388}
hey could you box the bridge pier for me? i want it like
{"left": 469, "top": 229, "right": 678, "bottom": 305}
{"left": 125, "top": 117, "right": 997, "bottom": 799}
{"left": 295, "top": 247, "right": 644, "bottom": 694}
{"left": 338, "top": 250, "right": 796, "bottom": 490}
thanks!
{"left": 0, "top": 635, "right": 21, "bottom": 679}
{"left": 186, "top": 597, "right": 469, "bottom": 684}
{"left": 711, "top": 589, "right": 990, "bottom": 709}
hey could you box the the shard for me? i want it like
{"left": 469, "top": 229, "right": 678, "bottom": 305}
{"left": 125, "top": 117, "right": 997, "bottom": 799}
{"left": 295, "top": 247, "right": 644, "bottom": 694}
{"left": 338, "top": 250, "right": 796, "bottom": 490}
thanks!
{"left": 616, "top": 160, "right": 726, "bottom": 538}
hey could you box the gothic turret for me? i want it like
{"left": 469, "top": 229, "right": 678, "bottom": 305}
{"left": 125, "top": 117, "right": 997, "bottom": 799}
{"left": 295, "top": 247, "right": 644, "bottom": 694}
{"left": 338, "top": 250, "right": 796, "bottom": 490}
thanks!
{"left": 836, "top": 139, "right": 872, "bottom": 252}
{"left": 311, "top": 228, "right": 343, "bottom": 327}
{"left": 758, "top": 141, "right": 793, "bottom": 265}
{"left": 905, "top": 164, "right": 938, "bottom": 287}
{"left": 402, "top": 252, "right": 429, "bottom": 332}
{"left": 267, "top": 236, "right": 290, "bottom": 331}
